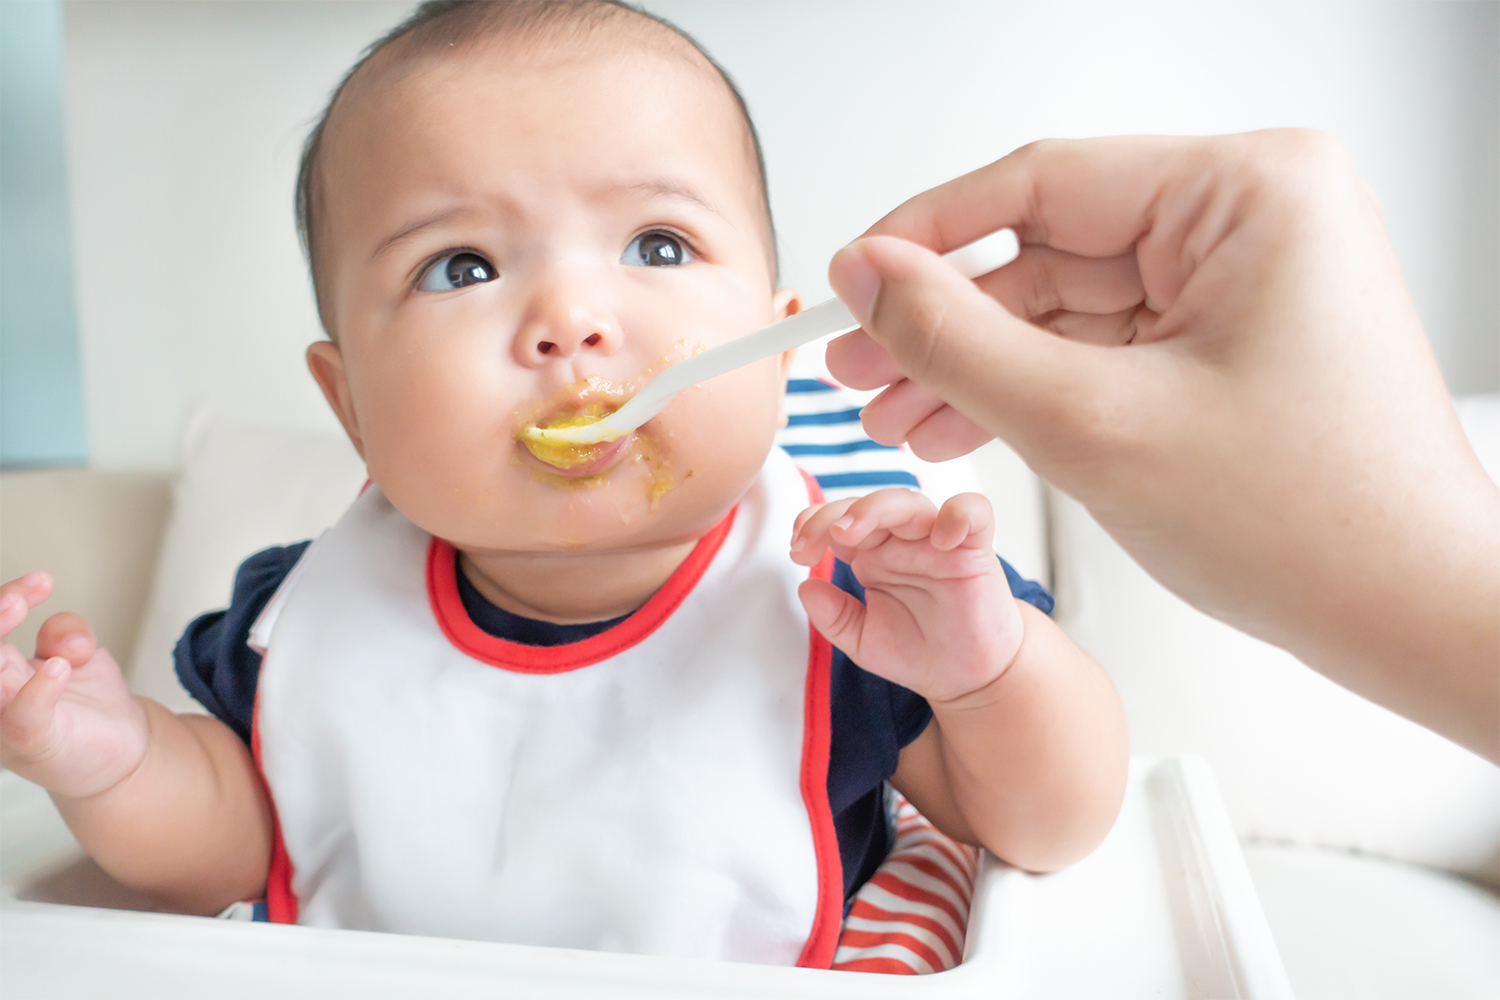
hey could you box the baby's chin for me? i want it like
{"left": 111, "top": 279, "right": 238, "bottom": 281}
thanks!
{"left": 460, "top": 469, "right": 748, "bottom": 556}
{"left": 406, "top": 439, "right": 763, "bottom": 557}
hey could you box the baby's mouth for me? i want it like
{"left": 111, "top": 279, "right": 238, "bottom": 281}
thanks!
{"left": 519, "top": 403, "right": 632, "bottom": 476}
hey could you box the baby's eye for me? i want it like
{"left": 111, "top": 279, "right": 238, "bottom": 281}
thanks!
{"left": 418, "top": 252, "right": 496, "bottom": 292}
{"left": 622, "top": 232, "right": 693, "bottom": 268}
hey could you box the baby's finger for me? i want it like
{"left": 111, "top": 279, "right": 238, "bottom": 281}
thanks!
{"left": 833, "top": 489, "right": 938, "bottom": 548}
{"left": 0, "top": 650, "right": 36, "bottom": 714}
{"left": 0, "top": 657, "right": 68, "bottom": 758}
{"left": 0, "top": 595, "right": 22, "bottom": 642}
{"left": 0, "top": 571, "right": 53, "bottom": 642}
{"left": 790, "top": 502, "right": 832, "bottom": 548}
{"left": 931, "top": 493, "right": 996, "bottom": 551}
{"left": 35, "top": 612, "right": 96, "bottom": 667}
{"left": 797, "top": 578, "right": 868, "bottom": 662}
{"left": 791, "top": 498, "right": 858, "bottom": 562}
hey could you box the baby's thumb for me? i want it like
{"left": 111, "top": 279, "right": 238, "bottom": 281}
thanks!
{"left": 1, "top": 658, "right": 68, "bottom": 758}
{"left": 829, "top": 236, "right": 1111, "bottom": 460}
{"left": 797, "top": 579, "right": 866, "bottom": 661}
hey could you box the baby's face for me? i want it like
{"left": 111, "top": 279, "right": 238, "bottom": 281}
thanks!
{"left": 309, "top": 42, "right": 797, "bottom": 555}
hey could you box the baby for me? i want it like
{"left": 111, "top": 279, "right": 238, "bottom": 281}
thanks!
{"left": 0, "top": 0, "right": 1128, "bottom": 968}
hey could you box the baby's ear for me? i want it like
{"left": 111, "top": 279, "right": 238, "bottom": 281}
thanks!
{"left": 774, "top": 287, "right": 802, "bottom": 322}
{"left": 306, "top": 341, "right": 366, "bottom": 459}
{"left": 775, "top": 352, "right": 794, "bottom": 430}
{"left": 772, "top": 289, "right": 803, "bottom": 429}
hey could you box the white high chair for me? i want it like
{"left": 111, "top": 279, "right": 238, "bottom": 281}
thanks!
{"left": 1, "top": 756, "right": 1292, "bottom": 998}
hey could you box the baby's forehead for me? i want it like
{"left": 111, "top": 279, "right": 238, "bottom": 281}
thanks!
{"left": 329, "top": 27, "right": 752, "bottom": 176}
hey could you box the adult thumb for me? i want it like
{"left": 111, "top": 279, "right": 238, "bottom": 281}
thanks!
{"left": 829, "top": 235, "right": 1111, "bottom": 457}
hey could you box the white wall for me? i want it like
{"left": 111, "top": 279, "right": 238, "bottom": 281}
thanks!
{"left": 64, "top": 1, "right": 409, "bottom": 468}
{"left": 64, "top": 0, "right": 1499, "bottom": 469}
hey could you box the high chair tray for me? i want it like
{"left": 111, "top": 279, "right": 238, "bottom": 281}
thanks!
{"left": 0, "top": 756, "right": 1293, "bottom": 998}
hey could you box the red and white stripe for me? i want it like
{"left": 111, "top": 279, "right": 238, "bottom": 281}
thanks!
{"left": 830, "top": 795, "right": 981, "bottom": 975}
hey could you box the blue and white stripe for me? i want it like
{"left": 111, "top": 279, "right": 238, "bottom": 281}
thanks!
{"left": 776, "top": 379, "right": 922, "bottom": 503}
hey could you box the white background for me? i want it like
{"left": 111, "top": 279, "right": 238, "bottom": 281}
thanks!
{"left": 62, "top": 0, "right": 1499, "bottom": 469}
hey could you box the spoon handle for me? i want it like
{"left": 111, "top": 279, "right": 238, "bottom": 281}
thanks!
{"left": 607, "top": 229, "right": 1021, "bottom": 433}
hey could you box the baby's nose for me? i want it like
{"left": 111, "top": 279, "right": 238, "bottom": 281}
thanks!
{"left": 514, "top": 304, "right": 622, "bottom": 366}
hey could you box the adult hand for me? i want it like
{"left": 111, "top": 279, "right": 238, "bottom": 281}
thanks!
{"left": 825, "top": 130, "right": 1500, "bottom": 763}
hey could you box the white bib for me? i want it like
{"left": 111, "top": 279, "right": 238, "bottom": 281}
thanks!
{"left": 249, "top": 448, "right": 842, "bottom": 966}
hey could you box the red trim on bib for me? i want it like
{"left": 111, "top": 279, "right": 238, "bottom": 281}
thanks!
{"left": 794, "top": 468, "right": 844, "bottom": 970}
{"left": 795, "top": 547, "right": 841, "bottom": 969}
{"left": 251, "top": 693, "right": 299, "bottom": 925}
{"left": 426, "top": 506, "right": 738, "bottom": 674}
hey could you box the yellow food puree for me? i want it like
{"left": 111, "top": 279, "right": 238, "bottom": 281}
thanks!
{"left": 521, "top": 409, "right": 611, "bottom": 469}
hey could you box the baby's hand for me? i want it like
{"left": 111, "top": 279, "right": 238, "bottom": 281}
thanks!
{"left": 0, "top": 573, "right": 149, "bottom": 799}
{"left": 790, "top": 490, "right": 1023, "bottom": 703}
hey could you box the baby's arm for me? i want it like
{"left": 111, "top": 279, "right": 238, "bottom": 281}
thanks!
{"left": 791, "top": 491, "right": 1128, "bottom": 872}
{"left": 0, "top": 573, "right": 272, "bottom": 912}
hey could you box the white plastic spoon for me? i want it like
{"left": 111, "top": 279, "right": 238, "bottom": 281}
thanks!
{"left": 523, "top": 228, "right": 1020, "bottom": 447}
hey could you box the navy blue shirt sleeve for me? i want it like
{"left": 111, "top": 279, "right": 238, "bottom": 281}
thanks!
{"left": 173, "top": 542, "right": 310, "bottom": 747}
{"left": 1001, "top": 558, "right": 1054, "bottom": 616}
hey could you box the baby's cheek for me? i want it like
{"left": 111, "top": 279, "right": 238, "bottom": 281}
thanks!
{"left": 358, "top": 405, "right": 507, "bottom": 536}
{"left": 638, "top": 387, "right": 772, "bottom": 515}
{"left": 681, "top": 374, "right": 780, "bottom": 463}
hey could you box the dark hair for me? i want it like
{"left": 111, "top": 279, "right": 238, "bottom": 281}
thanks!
{"left": 294, "top": 0, "right": 777, "bottom": 330}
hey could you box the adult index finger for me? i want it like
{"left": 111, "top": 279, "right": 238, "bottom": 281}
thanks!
{"left": 862, "top": 135, "right": 1212, "bottom": 259}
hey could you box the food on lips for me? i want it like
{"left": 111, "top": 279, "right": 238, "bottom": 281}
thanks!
{"left": 520, "top": 405, "right": 615, "bottom": 469}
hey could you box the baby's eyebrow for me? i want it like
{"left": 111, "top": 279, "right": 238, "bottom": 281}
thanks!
{"left": 369, "top": 182, "right": 727, "bottom": 263}
{"left": 611, "top": 180, "right": 726, "bottom": 221}
{"left": 370, "top": 207, "right": 469, "bottom": 262}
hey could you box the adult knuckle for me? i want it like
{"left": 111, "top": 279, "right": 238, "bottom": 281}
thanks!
{"left": 1281, "top": 130, "right": 1352, "bottom": 182}
{"left": 1277, "top": 128, "right": 1347, "bottom": 165}
{"left": 1012, "top": 137, "right": 1059, "bottom": 165}
{"left": 987, "top": 140, "right": 1055, "bottom": 246}
{"left": 1238, "top": 129, "right": 1358, "bottom": 211}
{"left": 1018, "top": 252, "right": 1062, "bottom": 318}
